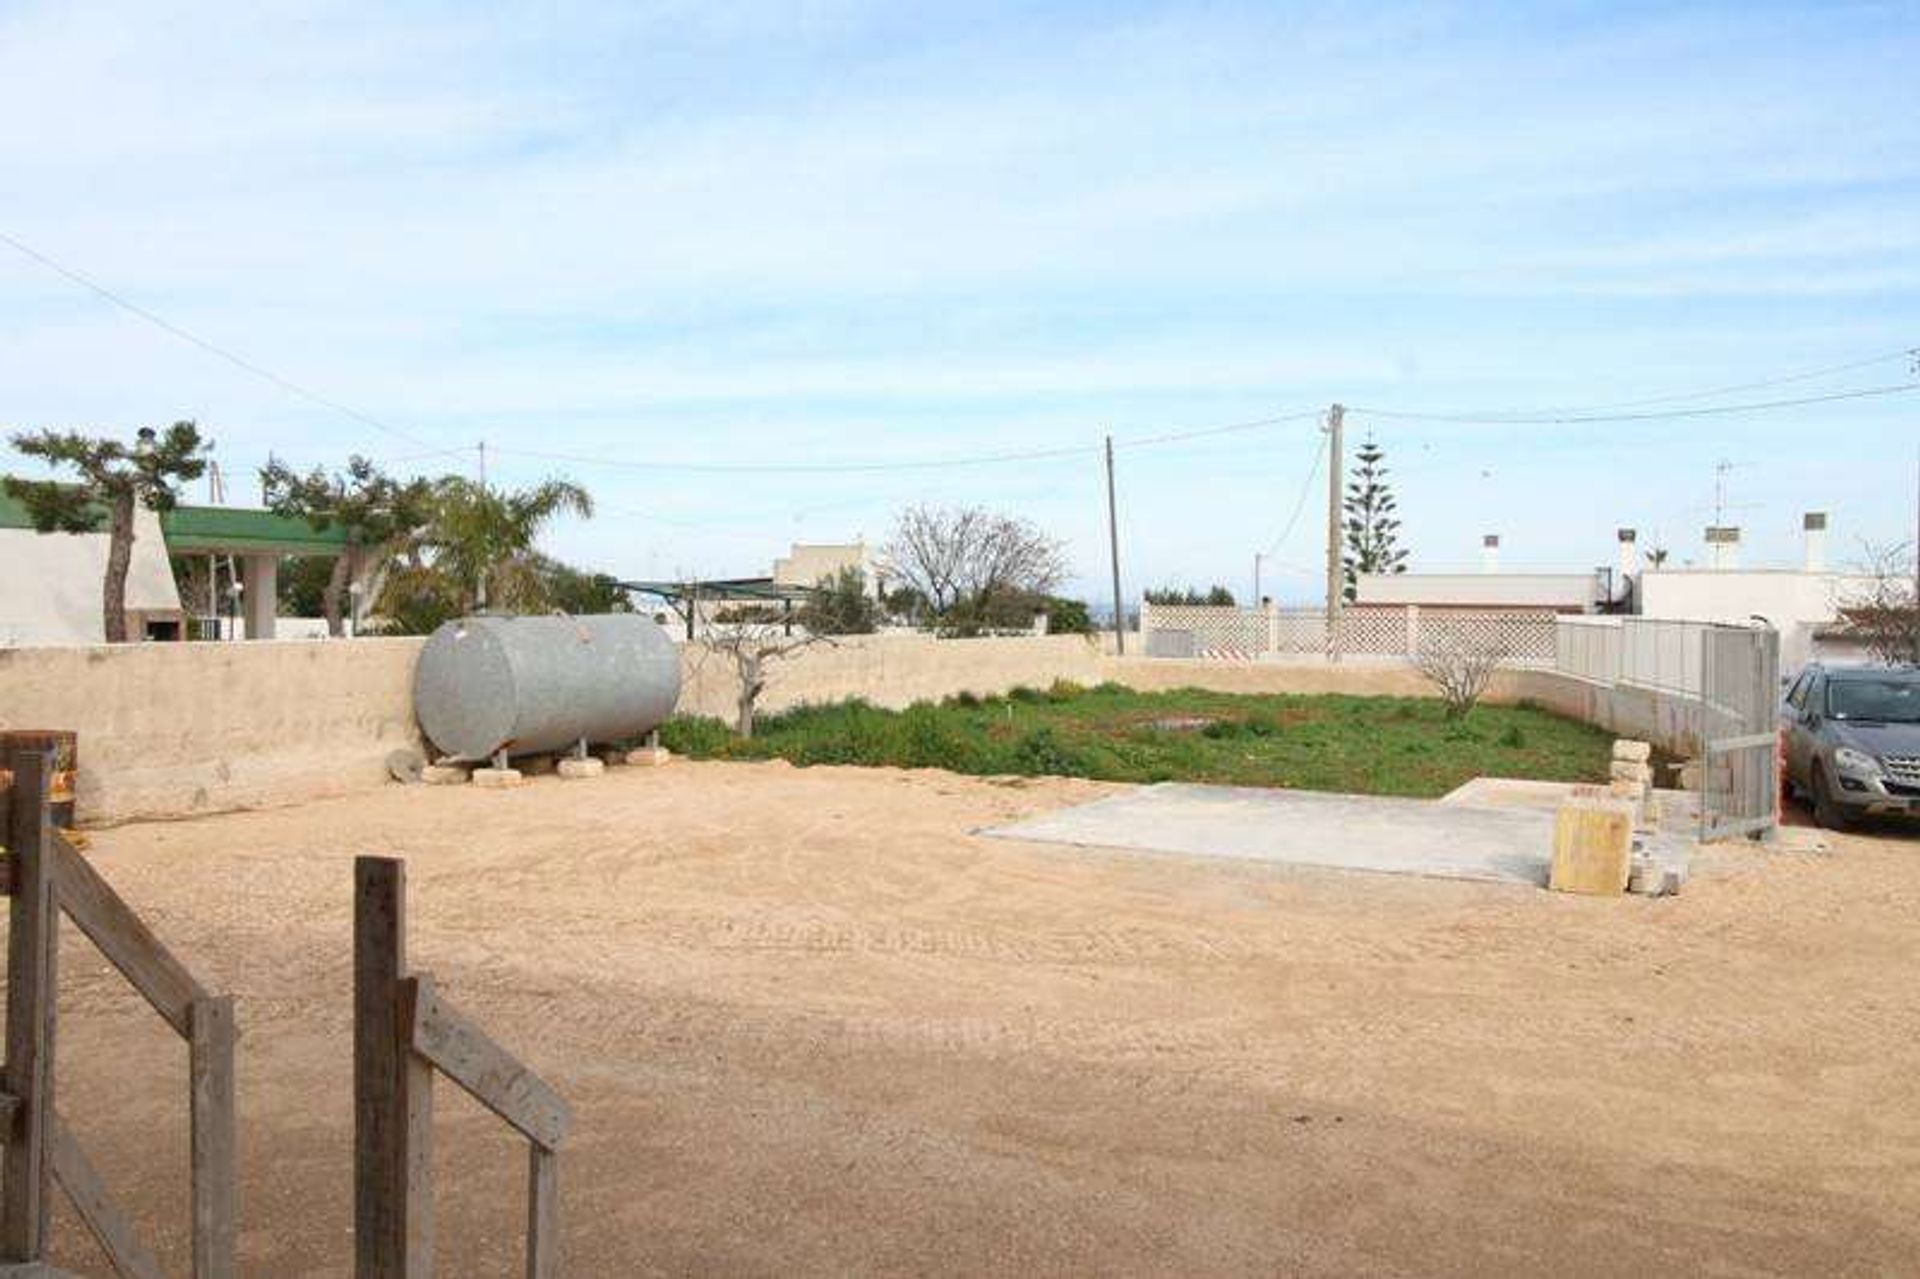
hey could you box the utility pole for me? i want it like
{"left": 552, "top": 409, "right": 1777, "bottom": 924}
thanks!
{"left": 1324, "top": 404, "right": 1345, "bottom": 662}
{"left": 476, "top": 439, "right": 490, "bottom": 611}
{"left": 1253, "top": 551, "right": 1263, "bottom": 606}
{"left": 1105, "top": 435, "right": 1125, "bottom": 655}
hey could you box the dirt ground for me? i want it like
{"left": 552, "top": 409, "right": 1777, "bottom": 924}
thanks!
{"left": 31, "top": 761, "right": 1920, "bottom": 1276}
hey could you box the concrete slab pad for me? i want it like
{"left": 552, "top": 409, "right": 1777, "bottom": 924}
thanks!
{"left": 984, "top": 783, "right": 1571, "bottom": 886}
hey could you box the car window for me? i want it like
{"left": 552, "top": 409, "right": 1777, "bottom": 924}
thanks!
{"left": 1826, "top": 673, "right": 1920, "bottom": 723}
{"left": 1785, "top": 673, "right": 1811, "bottom": 710}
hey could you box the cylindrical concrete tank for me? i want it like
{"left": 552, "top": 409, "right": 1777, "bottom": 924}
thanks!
{"left": 413, "top": 613, "right": 681, "bottom": 762}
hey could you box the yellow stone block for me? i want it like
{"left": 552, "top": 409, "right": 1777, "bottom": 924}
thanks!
{"left": 1550, "top": 800, "right": 1633, "bottom": 896}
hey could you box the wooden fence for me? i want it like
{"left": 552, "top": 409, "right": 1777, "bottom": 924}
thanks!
{"left": 354, "top": 856, "right": 572, "bottom": 1278}
{"left": 1, "top": 747, "right": 236, "bottom": 1278}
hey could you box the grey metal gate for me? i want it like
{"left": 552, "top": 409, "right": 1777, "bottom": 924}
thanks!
{"left": 1699, "top": 623, "right": 1781, "bottom": 841}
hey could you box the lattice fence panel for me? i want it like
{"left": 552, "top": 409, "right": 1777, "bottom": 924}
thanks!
{"left": 1141, "top": 605, "right": 1270, "bottom": 659}
{"left": 1272, "top": 610, "right": 1329, "bottom": 653}
{"left": 1414, "top": 609, "right": 1557, "bottom": 663}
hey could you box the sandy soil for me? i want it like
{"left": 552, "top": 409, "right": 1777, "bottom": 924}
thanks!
{"left": 30, "top": 761, "right": 1920, "bottom": 1276}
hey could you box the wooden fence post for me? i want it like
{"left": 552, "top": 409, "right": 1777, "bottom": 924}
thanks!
{"left": 355, "top": 856, "right": 433, "bottom": 1278}
{"left": 3, "top": 748, "right": 58, "bottom": 1263}
{"left": 190, "top": 993, "right": 237, "bottom": 1278}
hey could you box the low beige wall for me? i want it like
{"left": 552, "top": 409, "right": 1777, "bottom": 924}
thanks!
{"left": 1099, "top": 658, "right": 1699, "bottom": 752}
{"left": 1099, "top": 656, "right": 1531, "bottom": 702}
{"left": 1, "top": 632, "right": 1105, "bottom": 823}
{"left": 0, "top": 637, "right": 427, "bottom": 824}
{"left": 680, "top": 633, "right": 1104, "bottom": 719}
{"left": 1505, "top": 668, "right": 1701, "bottom": 755}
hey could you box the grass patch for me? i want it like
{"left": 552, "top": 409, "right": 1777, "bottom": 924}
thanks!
{"left": 658, "top": 685, "right": 1616, "bottom": 798}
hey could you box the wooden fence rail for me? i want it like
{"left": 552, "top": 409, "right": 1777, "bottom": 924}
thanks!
{"left": 354, "top": 856, "right": 571, "bottom": 1279}
{"left": 1, "top": 746, "right": 236, "bottom": 1278}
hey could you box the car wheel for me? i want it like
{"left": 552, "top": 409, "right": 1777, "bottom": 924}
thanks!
{"left": 1810, "top": 765, "right": 1850, "bottom": 831}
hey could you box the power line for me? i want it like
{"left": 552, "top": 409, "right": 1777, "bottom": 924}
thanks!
{"left": 1263, "top": 428, "right": 1328, "bottom": 557}
{"left": 1350, "top": 381, "right": 1919, "bottom": 425}
{"left": 489, "top": 411, "right": 1324, "bottom": 477}
{"left": 0, "top": 227, "right": 467, "bottom": 463}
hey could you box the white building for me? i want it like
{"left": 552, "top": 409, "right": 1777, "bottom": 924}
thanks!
{"left": 1360, "top": 514, "right": 1891, "bottom": 673}
{"left": 1355, "top": 535, "right": 1610, "bottom": 612}
{"left": 771, "top": 541, "right": 888, "bottom": 597}
{"left": 0, "top": 504, "right": 185, "bottom": 646}
{"left": 1632, "top": 516, "right": 1883, "bottom": 671}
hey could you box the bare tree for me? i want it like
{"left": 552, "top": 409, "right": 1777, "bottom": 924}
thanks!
{"left": 1839, "top": 540, "right": 1919, "bottom": 665}
{"left": 1411, "top": 635, "right": 1505, "bottom": 719}
{"left": 694, "top": 623, "right": 836, "bottom": 737}
{"left": 884, "top": 504, "right": 1067, "bottom": 632}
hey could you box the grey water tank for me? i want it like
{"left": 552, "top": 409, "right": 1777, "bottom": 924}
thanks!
{"left": 413, "top": 613, "right": 682, "bottom": 762}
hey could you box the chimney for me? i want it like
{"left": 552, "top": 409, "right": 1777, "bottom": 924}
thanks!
{"left": 1616, "top": 527, "right": 1637, "bottom": 582}
{"left": 1481, "top": 533, "right": 1500, "bottom": 574}
{"left": 1802, "top": 512, "right": 1828, "bottom": 574}
{"left": 1704, "top": 525, "right": 1741, "bottom": 570}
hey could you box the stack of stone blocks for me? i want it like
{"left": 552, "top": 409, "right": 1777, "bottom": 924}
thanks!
{"left": 1549, "top": 738, "right": 1683, "bottom": 898}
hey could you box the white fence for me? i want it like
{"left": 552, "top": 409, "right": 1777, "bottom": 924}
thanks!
{"left": 1140, "top": 602, "right": 1558, "bottom": 664}
{"left": 1554, "top": 616, "right": 1707, "bottom": 696}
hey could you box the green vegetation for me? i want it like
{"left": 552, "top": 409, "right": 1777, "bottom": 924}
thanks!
{"left": 657, "top": 683, "right": 1614, "bottom": 797}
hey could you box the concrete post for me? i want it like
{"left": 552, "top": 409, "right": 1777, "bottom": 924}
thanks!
{"left": 242, "top": 553, "right": 278, "bottom": 641}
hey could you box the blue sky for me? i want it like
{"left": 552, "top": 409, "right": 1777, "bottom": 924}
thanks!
{"left": 2, "top": 0, "right": 1916, "bottom": 603}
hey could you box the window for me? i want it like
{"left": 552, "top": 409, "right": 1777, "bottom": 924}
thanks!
{"left": 1785, "top": 672, "right": 1811, "bottom": 711}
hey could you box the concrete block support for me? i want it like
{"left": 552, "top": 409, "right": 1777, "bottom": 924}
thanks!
{"left": 471, "top": 768, "right": 525, "bottom": 790}
{"left": 557, "top": 757, "right": 605, "bottom": 780}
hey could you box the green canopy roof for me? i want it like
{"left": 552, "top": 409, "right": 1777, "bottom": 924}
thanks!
{"left": 1, "top": 480, "right": 347, "bottom": 556}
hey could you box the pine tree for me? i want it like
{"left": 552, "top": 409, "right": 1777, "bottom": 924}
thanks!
{"left": 1341, "top": 435, "right": 1407, "bottom": 601}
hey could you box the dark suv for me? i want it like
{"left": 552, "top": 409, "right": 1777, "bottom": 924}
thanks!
{"left": 1780, "top": 664, "right": 1920, "bottom": 828}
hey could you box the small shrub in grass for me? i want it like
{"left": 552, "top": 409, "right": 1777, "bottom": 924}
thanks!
{"left": 1046, "top": 678, "right": 1086, "bottom": 702}
{"left": 1497, "top": 724, "right": 1526, "bottom": 748}
{"left": 1008, "top": 685, "right": 1046, "bottom": 704}
{"left": 945, "top": 690, "right": 983, "bottom": 709}
{"left": 1092, "top": 681, "right": 1130, "bottom": 696}
{"left": 659, "top": 715, "right": 736, "bottom": 757}
{"left": 898, "top": 704, "right": 974, "bottom": 771}
{"left": 1012, "top": 726, "right": 1088, "bottom": 776}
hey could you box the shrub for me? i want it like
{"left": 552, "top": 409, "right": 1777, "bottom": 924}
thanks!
{"left": 1047, "top": 678, "right": 1086, "bottom": 702}
{"left": 1007, "top": 685, "right": 1046, "bottom": 704}
{"left": 945, "top": 690, "right": 983, "bottom": 709}
{"left": 658, "top": 715, "right": 737, "bottom": 757}
{"left": 1497, "top": 724, "right": 1527, "bottom": 748}
{"left": 1011, "top": 726, "right": 1088, "bottom": 776}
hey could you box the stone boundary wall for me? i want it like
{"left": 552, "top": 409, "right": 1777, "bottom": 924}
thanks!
{"left": 680, "top": 633, "right": 1103, "bottom": 720}
{"left": 1, "top": 633, "right": 1105, "bottom": 824}
{"left": 0, "top": 636, "right": 1692, "bottom": 826}
{"left": 0, "top": 637, "right": 426, "bottom": 824}
{"left": 1098, "top": 658, "right": 1700, "bottom": 754}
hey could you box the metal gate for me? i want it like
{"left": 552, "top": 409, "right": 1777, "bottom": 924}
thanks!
{"left": 1699, "top": 623, "right": 1781, "bottom": 841}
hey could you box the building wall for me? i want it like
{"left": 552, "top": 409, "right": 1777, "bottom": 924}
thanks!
{"left": 1354, "top": 572, "right": 1600, "bottom": 609}
{"left": 0, "top": 508, "right": 183, "bottom": 647}
{"left": 1637, "top": 569, "right": 1882, "bottom": 673}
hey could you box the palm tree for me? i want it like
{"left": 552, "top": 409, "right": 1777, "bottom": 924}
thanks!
{"left": 418, "top": 476, "right": 594, "bottom": 614}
